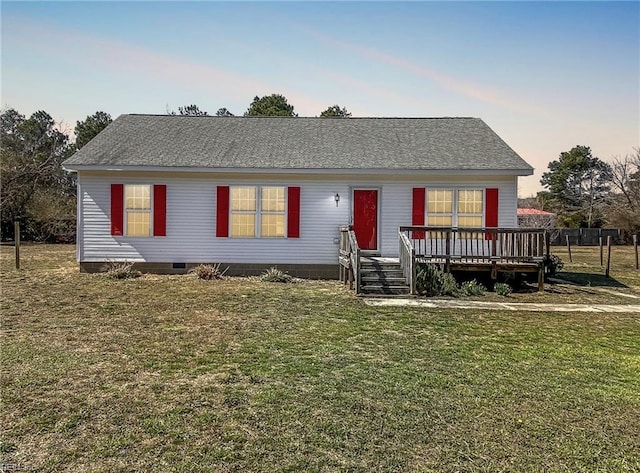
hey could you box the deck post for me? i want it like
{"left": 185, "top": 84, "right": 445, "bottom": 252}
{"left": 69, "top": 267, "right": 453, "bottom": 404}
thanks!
{"left": 354, "top": 248, "right": 361, "bottom": 294}
{"left": 410, "top": 247, "right": 416, "bottom": 295}
{"left": 538, "top": 262, "right": 544, "bottom": 292}
{"left": 545, "top": 231, "right": 550, "bottom": 261}
{"left": 491, "top": 232, "right": 497, "bottom": 258}
{"left": 445, "top": 229, "right": 451, "bottom": 273}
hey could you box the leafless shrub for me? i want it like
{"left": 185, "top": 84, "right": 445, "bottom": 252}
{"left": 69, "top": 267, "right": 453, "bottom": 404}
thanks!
{"left": 189, "top": 263, "right": 228, "bottom": 280}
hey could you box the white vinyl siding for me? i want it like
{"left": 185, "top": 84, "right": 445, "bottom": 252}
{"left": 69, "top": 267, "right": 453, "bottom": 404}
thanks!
{"left": 77, "top": 173, "right": 519, "bottom": 263}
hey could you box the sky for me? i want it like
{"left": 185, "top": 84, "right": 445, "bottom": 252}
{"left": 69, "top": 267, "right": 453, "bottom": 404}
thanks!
{"left": 1, "top": 1, "right": 638, "bottom": 197}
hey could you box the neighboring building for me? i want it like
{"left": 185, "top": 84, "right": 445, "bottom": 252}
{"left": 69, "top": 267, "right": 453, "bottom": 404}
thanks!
{"left": 63, "top": 115, "right": 533, "bottom": 277}
{"left": 517, "top": 208, "right": 557, "bottom": 228}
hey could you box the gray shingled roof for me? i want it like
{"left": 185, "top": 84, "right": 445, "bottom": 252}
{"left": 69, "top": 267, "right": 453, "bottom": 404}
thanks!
{"left": 63, "top": 115, "right": 533, "bottom": 173}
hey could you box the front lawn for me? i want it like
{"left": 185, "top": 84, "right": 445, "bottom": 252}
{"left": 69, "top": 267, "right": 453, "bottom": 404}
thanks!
{"left": 1, "top": 245, "right": 639, "bottom": 472}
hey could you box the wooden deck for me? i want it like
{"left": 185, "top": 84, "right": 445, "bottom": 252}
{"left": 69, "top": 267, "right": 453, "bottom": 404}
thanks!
{"left": 340, "top": 226, "right": 549, "bottom": 295}
{"left": 400, "top": 226, "right": 549, "bottom": 293}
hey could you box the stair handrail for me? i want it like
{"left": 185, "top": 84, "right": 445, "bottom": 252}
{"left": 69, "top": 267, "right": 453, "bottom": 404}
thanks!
{"left": 398, "top": 229, "right": 416, "bottom": 295}
{"left": 347, "top": 229, "right": 361, "bottom": 294}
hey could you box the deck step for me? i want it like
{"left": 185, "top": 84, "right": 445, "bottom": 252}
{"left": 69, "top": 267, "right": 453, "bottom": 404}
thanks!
{"left": 358, "top": 293, "right": 414, "bottom": 299}
{"left": 359, "top": 284, "right": 411, "bottom": 296}
{"left": 361, "top": 276, "right": 407, "bottom": 284}
{"left": 359, "top": 260, "right": 410, "bottom": 296}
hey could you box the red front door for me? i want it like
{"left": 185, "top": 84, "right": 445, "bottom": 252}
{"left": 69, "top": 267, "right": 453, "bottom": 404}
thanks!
{"left": 353, "top": 189, "right": 378, "bottom": 250}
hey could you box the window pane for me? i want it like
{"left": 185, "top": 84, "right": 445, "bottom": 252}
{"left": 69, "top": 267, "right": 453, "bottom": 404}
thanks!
{"left": 458, "top": 190, "right": 483, "bottom": 214}
{"left": 231, "top": 187, "right": 256, "bottom": 211}
{"left": 427, "top": 189, "right": 453, "bottom": 213}
{"left": 261, "top": 214, "right": 285, "bottom": 237}
{"left": 458, "top": 216, "right": 482, "bottom": 228}
{"left": 126, "top": 211, "right": 150, "bottom": 236}
{"left": 231, "top": 213, "right": 256, "bottom": 237}
{"left": 261, "top": 187, "right": 285, "bottom": 212}
{"left": 428, "top": 215, "right": 452, "bottom": 226}
{"left": 125, "top": 185, "right": 150, "bottom": 210}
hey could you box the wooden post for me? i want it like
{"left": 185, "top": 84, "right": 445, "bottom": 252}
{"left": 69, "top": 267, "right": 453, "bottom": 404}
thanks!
{"left": 538, "top": 263, "right": 544, "bottom": 292}
{"left": 348, "top": 262, "right": 353, "bottom": 290}
{"left": 445, "top": 229, "right": 451, "bottom": 273}
{"left": 14, "top": 220, "right": 21, "bottom": 270}
{"left": 566, "top": 235, "right": 572, "bottom": 263}
{"left": 634, "top": 234, "right": 638, "bottom": 270}
{"left": 545, "top": 231, "right": 550, "bottom": 261}
{"left": 599, "top": 237, "right": 603, "bottom": 266}
{"left": 605, "top": 235, "right": 612, "bottom": 278}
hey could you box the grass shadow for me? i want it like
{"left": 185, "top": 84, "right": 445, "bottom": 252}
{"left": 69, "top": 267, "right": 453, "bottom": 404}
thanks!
{"left": 558, "top": 271, "right": 628, "bottom": 288}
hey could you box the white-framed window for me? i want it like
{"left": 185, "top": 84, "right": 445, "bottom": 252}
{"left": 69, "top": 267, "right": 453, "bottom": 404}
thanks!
{"left": 230, "top": 186, "right": 286, "bottom": 238}
{"left": 427, "top": 189, "right": 453, "bottom": 226}
{"left": 426, "top": 188, "right": 484, "bottom": 228}
{"left": 231, "top": 186, "right": 257, "bottom": 237}
{"left": 457, "top": 189, "right": 483, "bottom": 228}
{"left": 125, "top": 184, "right": 151, "bottom": 237}
{"left": 260, "top": 186, "right": 286, "bottom": 237}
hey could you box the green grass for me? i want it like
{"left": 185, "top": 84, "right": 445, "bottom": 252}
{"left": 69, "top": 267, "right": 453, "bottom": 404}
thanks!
{"left": 1, "top": 244, "right": 639, "bottom": 472}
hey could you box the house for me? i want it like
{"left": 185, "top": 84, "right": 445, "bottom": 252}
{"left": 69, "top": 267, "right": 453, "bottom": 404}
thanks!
{"left": 63, "top": 115, "right": 534, "bottom": 279}
{"left": 517, "top": 208, "right": 557, "bottom": 228}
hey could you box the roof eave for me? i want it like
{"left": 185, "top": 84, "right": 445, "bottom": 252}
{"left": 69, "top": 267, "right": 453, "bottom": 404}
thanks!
{"left": 63, "top": 164, "right": 534, "bottom": 176}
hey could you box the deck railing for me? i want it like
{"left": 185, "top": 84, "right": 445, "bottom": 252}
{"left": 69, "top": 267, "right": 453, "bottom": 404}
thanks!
{"left": 339, "top": 225, "right": 361, "bottom": 293}
{"left": 398, "top": 230, "right": 416, "bottom": 294}
{"left": 399, "top": 227, "right": 548, "bottom": 267}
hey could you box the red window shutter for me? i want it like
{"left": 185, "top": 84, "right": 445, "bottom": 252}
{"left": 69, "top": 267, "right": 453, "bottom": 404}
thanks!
{"left": 153, "top": 185, "right": 167, "bottom": 236}
{"left": 412, "top": 188, "right": 426, "bottom": 239}
{"left": 287, "top": 187, "right": 300, "bottom": 238}
{"left": 485, "top": 188, "right": 499, "bottom": 227}
{"left": 216, "top": 186, "right": 229, "bottom": 237}
{"left": 111, "top": 184, "right": 124, "bottom": 236}
{"left": 485, "top": 188, "right": 499, "bottom": 241}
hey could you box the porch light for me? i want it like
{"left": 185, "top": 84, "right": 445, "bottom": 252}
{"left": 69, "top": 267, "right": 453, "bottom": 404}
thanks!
{"left": 334, "top": 193, "right": 340, "bottom": 207}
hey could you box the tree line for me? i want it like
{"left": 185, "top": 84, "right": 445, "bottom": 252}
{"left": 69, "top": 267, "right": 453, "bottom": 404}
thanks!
{"left": 167, "top": 94, "right": 351, "bottom": 118}
{"left": 2, "top": 93, "right": 638, "bottom": 242}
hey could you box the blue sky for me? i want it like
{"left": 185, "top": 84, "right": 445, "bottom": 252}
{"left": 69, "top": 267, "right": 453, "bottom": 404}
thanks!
{"left": 2, "top": 1, "right": 638, "bottom": 196}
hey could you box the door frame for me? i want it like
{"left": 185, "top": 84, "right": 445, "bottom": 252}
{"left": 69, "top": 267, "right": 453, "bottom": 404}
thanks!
{"left": 351, "top": 187, "right": 381, "bottom": 254}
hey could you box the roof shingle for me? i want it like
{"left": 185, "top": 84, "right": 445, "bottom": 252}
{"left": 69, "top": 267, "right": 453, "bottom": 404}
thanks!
{"left": 63, "top": 115, "right": 533, "bottom": 173}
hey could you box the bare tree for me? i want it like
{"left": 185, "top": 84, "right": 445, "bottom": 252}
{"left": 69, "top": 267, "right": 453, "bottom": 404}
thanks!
{"left": 603, "top": 148, "right": 640, "bottom": 236}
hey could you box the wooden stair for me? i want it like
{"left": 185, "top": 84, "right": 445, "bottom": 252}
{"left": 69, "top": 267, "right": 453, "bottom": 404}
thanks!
{"left": 359, "top": 258, "right": 410, "bottom": 296}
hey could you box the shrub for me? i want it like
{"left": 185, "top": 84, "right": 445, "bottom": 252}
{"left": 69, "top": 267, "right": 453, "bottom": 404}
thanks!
{"left": 415, "top": 264, "right": 461, "bottom": 297}
{"left": 104, "top": 261, "right": 141, "bottom": 279}
{"left": 415, "top": 263, "right": 445, "bottom": 296}
{"left": 190, "top": 263, "right": 228, "bottom": 280}
{"left": 260, "top": 267, "right": 293, "bottom": 283}
{"left": 494, "top": 282, "right": 512, "bottom": 297}
{"left": 441, "top": 273, "right": 461, "bottom": 297}
{"left": 544, "top": 254, "right": 564, "bottom": 276}
{"left": 460, "top": 279, "right": 486, "bottom": 296}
